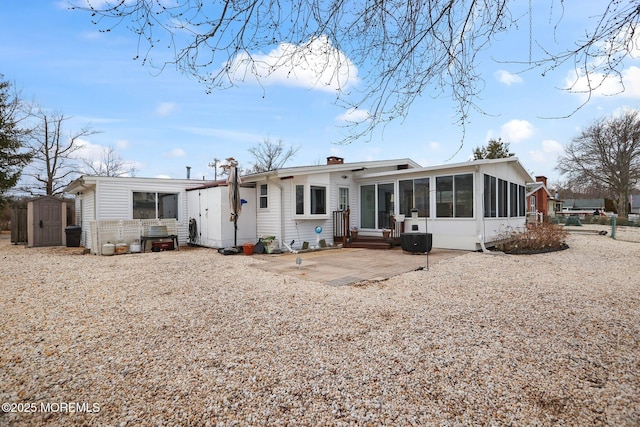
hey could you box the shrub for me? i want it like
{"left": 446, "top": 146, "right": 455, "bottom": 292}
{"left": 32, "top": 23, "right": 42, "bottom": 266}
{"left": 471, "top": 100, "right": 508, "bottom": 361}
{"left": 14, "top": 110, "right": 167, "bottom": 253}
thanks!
{"left": 495, "top": 223, "right": 569, "bottom": 254}
{"left": 616, "top": 216, "right": 628, "bottom": 226}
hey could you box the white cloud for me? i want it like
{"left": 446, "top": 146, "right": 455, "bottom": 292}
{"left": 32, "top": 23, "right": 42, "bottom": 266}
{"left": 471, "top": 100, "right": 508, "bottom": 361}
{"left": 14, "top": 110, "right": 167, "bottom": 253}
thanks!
{"left": 227, "top": 35, "right": 359, "bottom": 92}
{"left": 528, "top": 139, "right": 564, "bottom": 163}
{"left": 565, "top": 24, "right": 640, "bottom": 99}
{"left": 166, "top": 148, "right": 186, "bottom": 157}
{"left": 567, "top": 66, "right": 640, "bottom": 99}
{"left": 73, "top": 138, "right": 104, "bottom": 161}
{"left": 495, "top": 70, "right": 523, "bottom": 86}
{"left": 335, "top": 107, "right": 370, "bottom": 123}
{"left": 156, "top": 102, "right": 178, "bottom": 116}
{"left": 500, "top": 119, "right": 534, "bottom": 143}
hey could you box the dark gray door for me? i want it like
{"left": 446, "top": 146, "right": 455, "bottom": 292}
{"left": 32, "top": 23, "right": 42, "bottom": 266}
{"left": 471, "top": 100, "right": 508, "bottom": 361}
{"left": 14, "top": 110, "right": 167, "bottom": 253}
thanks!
{"left": 33, "top": 199, "right": 62, "bottom": 246}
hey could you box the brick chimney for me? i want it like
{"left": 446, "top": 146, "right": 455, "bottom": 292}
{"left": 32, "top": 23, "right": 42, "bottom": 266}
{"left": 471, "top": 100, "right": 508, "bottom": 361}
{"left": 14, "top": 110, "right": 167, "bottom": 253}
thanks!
{"left": 326, "top": 156, "right": 344, "bottom": 165}
{"left": 536, "top": 176, "right": 547, "bottom": 186}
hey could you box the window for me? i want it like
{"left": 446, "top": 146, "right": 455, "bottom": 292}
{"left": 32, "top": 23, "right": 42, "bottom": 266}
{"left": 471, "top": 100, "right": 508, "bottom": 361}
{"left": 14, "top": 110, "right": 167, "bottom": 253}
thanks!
{"left": 399, "top": 180, "right": 414, "bottom": 216}
{"left": 436, "top": 174, "right": 473, "bottom": 218}
{"left": 338, "top": 187, "right": 349, "bottom": 211}
{"left": 294, "top": 183, "right": 327, "bottom": 216}
{"left": 510, "top": 182, "right": 519, "bottom": 217}
{"left": 400, "top": 178, "right": 430, "bottom": 217}
{"left": 133, "top": 192, "right": 178, "bottom": 219}
{"left": 498, "top": 179, "right": 508, "bottom": 217}
{"left": 295, "top": 185, "right": 304, "bottom": 215}
{"left": 436, "top": 176, "right": 453, "bottom": 217}
{"left": 414, "top": 178, "right": 430, "bottom": 217}
{"left": 310, "top": 186, "right": 326, "bottom": 215}
{"left": 484, "top": 174, "right": 497, "bottom": 217}
{"left": 519, "top": 185, "right": 526, "bottom": 217}
{"left": 259, "top": 184, "right": 268, "bottom": 209}
{"left": 455, "top": 174, "right": 473, "bottom": 218}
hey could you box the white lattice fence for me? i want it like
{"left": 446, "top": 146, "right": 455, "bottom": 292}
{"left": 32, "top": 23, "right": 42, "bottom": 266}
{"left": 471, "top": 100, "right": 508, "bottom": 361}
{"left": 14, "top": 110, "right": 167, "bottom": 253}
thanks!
{"left": 90, "top": 219, "right": 177, "bottom": 255}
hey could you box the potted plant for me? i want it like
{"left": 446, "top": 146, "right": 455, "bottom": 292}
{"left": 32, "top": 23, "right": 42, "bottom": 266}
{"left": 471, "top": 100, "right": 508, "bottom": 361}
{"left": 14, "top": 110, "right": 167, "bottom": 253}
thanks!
{"left": 382, "top": 228, "right": 391, "bottom": 239}
{"left": 350, "top": 226, "right": 359, "bottom": 240}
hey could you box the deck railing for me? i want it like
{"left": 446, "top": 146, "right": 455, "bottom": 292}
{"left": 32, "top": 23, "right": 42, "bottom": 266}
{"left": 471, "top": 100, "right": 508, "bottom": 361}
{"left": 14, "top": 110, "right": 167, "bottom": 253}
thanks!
{"left": 332, "top": 208, "right": 350, "bottom": 246}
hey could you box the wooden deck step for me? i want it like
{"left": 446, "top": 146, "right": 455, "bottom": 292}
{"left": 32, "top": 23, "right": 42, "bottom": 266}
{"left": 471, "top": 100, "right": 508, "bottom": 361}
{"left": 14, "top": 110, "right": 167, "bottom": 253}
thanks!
{"left": 347, "top": 236, "right": 393, "bottom": 249}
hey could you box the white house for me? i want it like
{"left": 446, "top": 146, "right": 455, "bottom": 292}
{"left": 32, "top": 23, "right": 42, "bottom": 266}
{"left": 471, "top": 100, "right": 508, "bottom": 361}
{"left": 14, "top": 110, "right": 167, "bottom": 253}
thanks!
{"left": 65, "top": 156, "right": 533, "bottom": 253}
{"left": 65, "top": 175, "right": 210, "bottom": 251}
{"left": 243, "top": 156, "right": 533, "bottom": 251}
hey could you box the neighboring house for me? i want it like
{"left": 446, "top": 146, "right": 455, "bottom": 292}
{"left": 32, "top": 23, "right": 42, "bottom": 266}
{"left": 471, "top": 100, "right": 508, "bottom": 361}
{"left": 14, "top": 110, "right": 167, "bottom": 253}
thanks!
{"left": 562, "top": 198, "right": 607, "bottom": 215}
{"left": 65, "top": 156, "right": 533, "bottom": 253}
{"left": 631, "top": 194, "right": 640, "bottom": 215}
{"left": 526, "top": 176, "right": 560, "bottom": 221}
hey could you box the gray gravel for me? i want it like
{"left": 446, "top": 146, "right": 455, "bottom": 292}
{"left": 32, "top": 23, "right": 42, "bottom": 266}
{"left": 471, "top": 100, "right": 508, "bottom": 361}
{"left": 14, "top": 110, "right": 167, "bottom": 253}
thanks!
{"left": 1, "top": 230, "right": 639, "bottom": 426}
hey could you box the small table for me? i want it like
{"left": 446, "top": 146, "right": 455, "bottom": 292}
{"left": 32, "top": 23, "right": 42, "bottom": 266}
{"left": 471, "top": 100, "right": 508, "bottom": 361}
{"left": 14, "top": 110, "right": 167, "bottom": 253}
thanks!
{"left": 141, "top": 235, "right": 179, "bottom": 252}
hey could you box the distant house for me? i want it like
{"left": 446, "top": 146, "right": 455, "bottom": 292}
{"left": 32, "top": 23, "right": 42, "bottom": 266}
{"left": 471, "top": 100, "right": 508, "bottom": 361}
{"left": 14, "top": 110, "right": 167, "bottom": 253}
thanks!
{"left": 631, "top": 194, "right": 640, "bottom": 215}
{"left": 562, "top": 198, "right": 607, "bottom": 215}
{"left": 65, "top": 156, "right": 533, "bottom": 253}
{"left": 526, "top": 176, "right": 559, "bottom": 221}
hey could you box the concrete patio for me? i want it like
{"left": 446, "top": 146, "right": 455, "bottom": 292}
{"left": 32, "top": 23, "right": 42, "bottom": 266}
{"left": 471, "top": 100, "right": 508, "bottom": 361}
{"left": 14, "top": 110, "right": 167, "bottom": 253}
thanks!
{"left": 252, "top": 246, "right": 465, "bottom": 286}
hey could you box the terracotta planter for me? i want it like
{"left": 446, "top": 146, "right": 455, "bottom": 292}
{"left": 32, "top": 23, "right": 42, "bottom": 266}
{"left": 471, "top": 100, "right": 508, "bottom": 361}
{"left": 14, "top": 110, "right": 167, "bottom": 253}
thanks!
{"left": 382, "top": 230, "right": 391, "bottom": 239}
{"left": 242, "top": 243, "right": 255, "bottom": 255}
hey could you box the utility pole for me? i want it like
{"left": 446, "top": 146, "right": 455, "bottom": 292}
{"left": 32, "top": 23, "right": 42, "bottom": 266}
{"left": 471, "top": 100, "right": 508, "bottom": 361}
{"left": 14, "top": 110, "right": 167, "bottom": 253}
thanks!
{"left": 208, "top": 158, "right": 220, "bottom": 181}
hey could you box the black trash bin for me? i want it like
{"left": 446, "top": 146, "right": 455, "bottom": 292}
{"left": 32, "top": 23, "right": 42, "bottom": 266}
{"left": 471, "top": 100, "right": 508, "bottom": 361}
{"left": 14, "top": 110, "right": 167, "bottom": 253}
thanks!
{"left": 65, "top": 225, "right": 82, "bottom": 247}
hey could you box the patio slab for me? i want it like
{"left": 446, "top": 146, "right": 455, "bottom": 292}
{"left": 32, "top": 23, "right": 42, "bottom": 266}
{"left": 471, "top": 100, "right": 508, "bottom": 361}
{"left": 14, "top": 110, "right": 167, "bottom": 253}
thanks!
{"left": 252, "top": 247, "right": 465, "bottom": 286}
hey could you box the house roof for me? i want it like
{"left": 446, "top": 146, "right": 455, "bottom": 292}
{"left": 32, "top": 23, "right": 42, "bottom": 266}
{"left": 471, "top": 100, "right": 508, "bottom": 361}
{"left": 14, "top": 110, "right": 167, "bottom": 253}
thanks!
{"left": 563, "top": 198, "right": 606, "bottom": 209}
{"left": 525, "top": 182, "right": 553, "bottom": 199}
{"left": 354, "top": 157, "right": 534, "bottom": 182}
{"left": 64, "top": 175, "right": 212, "bottom": 194}
{"left": 241, "top": 158, "right": 421, "bottom": 181}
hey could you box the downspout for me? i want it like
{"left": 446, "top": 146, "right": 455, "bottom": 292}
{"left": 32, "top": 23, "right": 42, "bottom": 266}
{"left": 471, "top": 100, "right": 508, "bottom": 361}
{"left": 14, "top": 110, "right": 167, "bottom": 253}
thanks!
{"left": 266, "top": 175, "right": 285, "bottom": 248}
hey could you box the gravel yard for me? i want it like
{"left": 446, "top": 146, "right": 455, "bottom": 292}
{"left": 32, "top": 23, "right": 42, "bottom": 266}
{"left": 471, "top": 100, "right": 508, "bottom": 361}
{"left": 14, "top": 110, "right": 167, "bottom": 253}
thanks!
{"left": 1, "top": 228, "right": 639, "bottom": 426}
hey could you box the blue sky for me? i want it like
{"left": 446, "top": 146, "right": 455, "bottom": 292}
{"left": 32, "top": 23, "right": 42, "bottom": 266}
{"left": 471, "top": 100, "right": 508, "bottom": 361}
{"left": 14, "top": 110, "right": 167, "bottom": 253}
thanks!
{"left": 1, "top": 1, "right": 639, "bottom": 186}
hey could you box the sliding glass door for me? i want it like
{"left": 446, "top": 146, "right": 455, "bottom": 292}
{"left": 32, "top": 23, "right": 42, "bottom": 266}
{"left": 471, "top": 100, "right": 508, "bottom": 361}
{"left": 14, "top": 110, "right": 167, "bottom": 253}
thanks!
{"left": 360, "top": 185, "right": 376, "bottom": 229}
{"left": 360, "top": 183, "right": 394, "bottom": 229}
{"left": 377, "top": 183, "right": 394, "bottom": 229}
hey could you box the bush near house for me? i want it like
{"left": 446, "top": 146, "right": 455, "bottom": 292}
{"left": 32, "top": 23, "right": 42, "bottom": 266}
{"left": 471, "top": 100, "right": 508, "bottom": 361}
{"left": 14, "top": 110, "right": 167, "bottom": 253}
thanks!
{"left": 496, "top": 222, "right": 569, "bottom": 254}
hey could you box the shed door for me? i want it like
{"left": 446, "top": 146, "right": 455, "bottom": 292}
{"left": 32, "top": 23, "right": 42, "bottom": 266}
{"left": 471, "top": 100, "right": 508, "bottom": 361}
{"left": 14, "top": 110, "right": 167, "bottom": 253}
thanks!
{"left": 34, "top": 199, "right": 63, "bottom": 246}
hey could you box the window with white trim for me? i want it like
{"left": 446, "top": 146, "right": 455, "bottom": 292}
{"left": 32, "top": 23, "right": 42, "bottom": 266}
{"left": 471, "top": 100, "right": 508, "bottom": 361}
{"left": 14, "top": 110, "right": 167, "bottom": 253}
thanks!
{"left": 294, "top": 183, "right": 328, "bottom": 217}
{"left": 133, "top": 192, "right": 178, "bottom": 219}
{"left": 259, "top": 184, "right": 268, "bottom": 209}
{"left": 436, "top": 174, "right": 473, "bottom": 218}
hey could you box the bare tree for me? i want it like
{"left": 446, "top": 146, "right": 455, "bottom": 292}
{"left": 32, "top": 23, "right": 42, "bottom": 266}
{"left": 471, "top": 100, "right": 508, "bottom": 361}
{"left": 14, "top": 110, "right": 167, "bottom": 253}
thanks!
{"left": 25, "top": 110, "right": 99, "bottom": 196}
{"left": 248, "top": 138, "right": 300, "bottom": 173}
{"left": 556, "top": 110, "right": 640, "bottom": 216}
{"left": 81, "top": 145, "right": 137, "bottom": 177}
{"left": 74, "top": 1, "right": 640, "bottom": 143}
